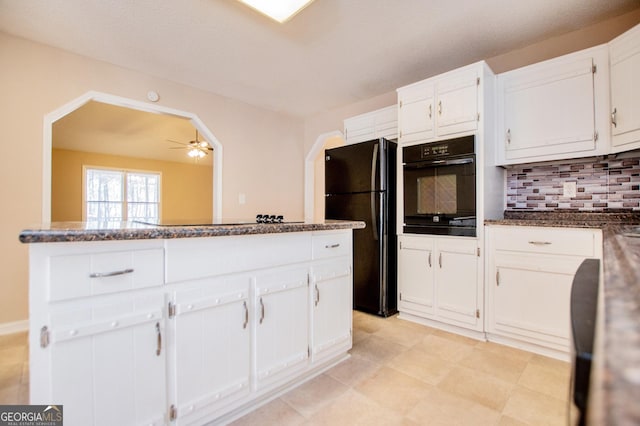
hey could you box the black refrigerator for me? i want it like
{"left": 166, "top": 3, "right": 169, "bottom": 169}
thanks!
{"left": 324, "top": 138, "right": 397, "bottom": 317}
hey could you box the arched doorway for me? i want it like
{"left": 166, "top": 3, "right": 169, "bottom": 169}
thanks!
{"left": 42, "top": 91, "right": 223, "bottom": 222}
{"left": 304, "top": 131, "right": 346, "bottom": 222}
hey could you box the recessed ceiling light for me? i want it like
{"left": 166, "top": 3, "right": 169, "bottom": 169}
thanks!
{"left": 238, "top": 0, "right": 315, "bottom": 23}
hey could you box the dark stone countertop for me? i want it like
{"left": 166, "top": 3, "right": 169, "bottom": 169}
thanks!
{"left": 18, "top": 220, "right": 366, "bottom": 244}
{"left": 486, "top": 210, "right": 640, "bottom": 425}
{"left": 486, "top": 210, "right": 640, "bottom": 228}
{"left": 589, "top": 224, "right": 640, "bottom": 425}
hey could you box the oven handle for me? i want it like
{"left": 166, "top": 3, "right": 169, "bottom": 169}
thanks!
{"left": 403, "top": 157, "right": 474, "bottom": 168}
{"left": 371, "top": 143, "right": 379, "bottom": 241}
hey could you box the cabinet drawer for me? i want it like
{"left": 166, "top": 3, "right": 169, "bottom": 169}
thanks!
{"left": 49, "top": 248, "right": 164, "bottom": 301}
{"left": 312, "top": 231, "right": 351, "bottom": 260}
{"left": 166, "top": 233, "right": 312, "bottom": 283}
{"left": 490, "top": 226, "right": 597, "bottom": 257}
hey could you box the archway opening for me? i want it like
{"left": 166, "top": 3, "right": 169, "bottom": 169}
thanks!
{"left": 42, "top": 91, "right": 223, "bottom": 222}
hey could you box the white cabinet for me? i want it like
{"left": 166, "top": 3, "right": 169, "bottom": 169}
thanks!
{"left": 311, "top": 258, "right": 352, "bottom": 362}
{"left": 29, "top": 240, "right": 167, "bottom": 426}
{"left": 397, "top": 63, "right": 481, "bottom": 144}
{"left": 254, "top": 266, "right": 310, "bottom": 390}
{"left": 30, "top": 230, "right": 356, "bottom": 426}
{"left": 397, "top": 236, "right": 435, "bottom": 316}
{"left": 344, "top": 105, "right": 397, "bottom": 144}
{"left": 486, "top": 226, "right": 603, "bottom": 358}
{"left": 168, "top": 276, "right": 251, "bottom": 424}
{"left": 398, "top": 235, "right": 481, "bottom": 332}
{"left": 496, "top": 45, "right": 609, "bottom": 165}
{"left": 610, "top": 23, "right": 640, "bottom": 152}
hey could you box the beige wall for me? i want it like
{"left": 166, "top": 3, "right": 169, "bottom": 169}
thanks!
{"left": 51, "top": 148, "right": 213, "bottom": 222}
{"left": 0, "top": 33, "right": 304, "bottom": 326}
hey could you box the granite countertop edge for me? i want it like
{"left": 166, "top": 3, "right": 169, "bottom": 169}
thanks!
{"left": 19, "top": 220, "right": 366, "bottom": 244}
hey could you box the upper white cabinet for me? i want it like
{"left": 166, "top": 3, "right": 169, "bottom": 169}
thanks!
{"left": 610, "top": 23, "right": 640, "bottom": 152}
{"left": 343, "top": 105, "right": 397, "bottom": 144}
{"left": 397, "top": 63, "right": 482, "bottom": 144}
{"left": 496, "top": 45, "right": 610, "bottom": 165}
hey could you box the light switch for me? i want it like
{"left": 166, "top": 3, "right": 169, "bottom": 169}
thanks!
{"left": 563, "top": 182, "right": 577, "bottom": 198}
{"left": 238, "top": 193, "right": 246, "bottom": 205}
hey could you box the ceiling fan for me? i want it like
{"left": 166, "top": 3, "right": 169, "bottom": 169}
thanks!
{"left": 167, "top": 129, "right": 213, "bottom": 158}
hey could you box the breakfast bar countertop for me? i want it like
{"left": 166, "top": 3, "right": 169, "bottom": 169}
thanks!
{"left": 18, "top": 220, "right": 366, "bottom": 244}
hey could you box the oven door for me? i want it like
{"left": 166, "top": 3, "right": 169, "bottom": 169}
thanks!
{"left": 403, "top": 156, "right": 476, "bottom": 236}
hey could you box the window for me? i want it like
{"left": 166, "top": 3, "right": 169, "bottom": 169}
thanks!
{"left": 84, "top": 166, "right": 161, "bottom": 225}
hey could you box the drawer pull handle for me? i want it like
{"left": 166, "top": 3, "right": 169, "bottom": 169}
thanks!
{"left": 89, "top": 268, "right": 134, "bottom": 278}
{"left": 528, "top": 241, "right": 552, "bottom": 245}
{"left": 325, "top": 243, "right": 340, "bottom": 249}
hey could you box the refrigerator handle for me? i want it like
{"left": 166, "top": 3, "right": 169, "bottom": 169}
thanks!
{"left": 371, "top": 143, "right": 379, "bottom": 241}
{"left": 370, "top": 142, "right": 379, "bottom": 192}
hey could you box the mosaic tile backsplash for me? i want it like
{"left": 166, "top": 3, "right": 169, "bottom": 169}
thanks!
{"left": 506, "top": 156, "right": 640, "bottom": 211}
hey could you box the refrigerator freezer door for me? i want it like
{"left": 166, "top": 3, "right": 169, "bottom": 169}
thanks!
{"left": 325, "top": 139, "right": 385, "bottom": 194}
{"left": 326, "top": 192, "right": 388, "bottom": 315}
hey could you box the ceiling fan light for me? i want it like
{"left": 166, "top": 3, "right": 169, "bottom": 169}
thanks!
{"left": 188, "top": 148, "right": 206, "bottom": 158}
{"left": 238, "top": 0, "right": 315, "bottom": 23}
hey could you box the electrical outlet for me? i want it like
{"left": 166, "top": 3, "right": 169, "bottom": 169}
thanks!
{"left": 238, "top": 193, "right": 246, "bottom": 205}
{"left": 563, "top": 182, "right": 577, "bottom": 198}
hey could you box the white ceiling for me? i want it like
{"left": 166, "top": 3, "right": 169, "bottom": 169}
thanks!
{"left": 0, "top": 0, "right": 638, "bottom": 118}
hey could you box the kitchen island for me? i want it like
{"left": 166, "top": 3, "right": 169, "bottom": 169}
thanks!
{"left": 20, "top": 220, "right": 364, "bottom": 426}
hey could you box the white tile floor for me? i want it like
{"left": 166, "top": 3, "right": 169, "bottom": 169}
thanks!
{"left": 0, "top": 312, "right": 572, "bottom": 425}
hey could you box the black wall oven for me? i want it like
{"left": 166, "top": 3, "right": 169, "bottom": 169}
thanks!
{"left": 403, "top": 135, "right": 476, "bottom": 237}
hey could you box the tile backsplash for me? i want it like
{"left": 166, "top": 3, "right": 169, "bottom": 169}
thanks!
{"left": 506, "top": 156, "right": 640, "bottom": 211}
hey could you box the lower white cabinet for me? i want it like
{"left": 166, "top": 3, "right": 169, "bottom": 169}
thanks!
{"left": 48, "top": 293, "right": 167, "bottom": 426}
{"left": 310, "top": 258, "right": 352, "bottom": 361}
{"left": 168, "top": 276, "right": 251, "bottom": 424}
{"left": 254, "top": 266, "right": 310, "bottom": 390}
{"left": 486, "top": 225, "right": 603, "bottom": 357}
{"left": 29, "top": 230, "right": 354, "bottom": 426}
{"left": 398, "top": 235, "right": 481, "bottom": 332}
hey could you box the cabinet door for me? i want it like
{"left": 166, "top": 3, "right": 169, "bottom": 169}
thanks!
{"left": 610, "top": 24, "right": 640, "bottom": 151}
{"left": 255, "top": 266, "right": 309, "bottom": 390}
{"left": 47, "top": 294, "right": 166, "bottom": 426}
{"left": 398, "top": 83, "right": 435, "bottom": 143}
{"left": 490, "top": 253, "right": 583, "bottom": 351}
{"left": 311, "top": 259, "right": 352, "bottom": 360}
{"left": 344, "top": 114, "right": 376, "bottom": 144}
{"left": 170, "top": 276, "right": 251, "bottom": 422}
{"left": 398, "top": 237, "right": 435, "bottom": 316}
{"left": 435, "top": 70, "right": 478, "bottom": 137}
{"left": 500, "top": 56, "right": 597, "bottom": 162}
{"left": 435, "top": 239, "right": 480, "bottom": 329}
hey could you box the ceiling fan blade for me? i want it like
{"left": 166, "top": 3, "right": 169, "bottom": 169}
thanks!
{"left": 169, "top": 147, "right": 187, "bottom": 150}
{"left": 167, "top": 139, "right": 189, "bottom": 145}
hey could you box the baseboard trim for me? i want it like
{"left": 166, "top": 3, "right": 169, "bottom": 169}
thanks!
{"left": 0, "top": 320, "right": 28, "bottom": 336}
